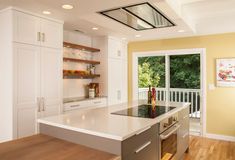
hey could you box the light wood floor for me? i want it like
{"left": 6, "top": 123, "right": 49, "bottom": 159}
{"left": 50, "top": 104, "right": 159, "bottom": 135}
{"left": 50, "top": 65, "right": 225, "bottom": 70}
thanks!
{"left": 184, "top": 136, "right": 235, "bottom": 160}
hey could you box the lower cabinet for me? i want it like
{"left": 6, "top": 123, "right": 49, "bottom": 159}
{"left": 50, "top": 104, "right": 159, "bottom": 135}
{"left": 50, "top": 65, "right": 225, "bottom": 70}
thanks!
{"left": 121, "top": 124, "right": 158, "bottom": 160}
{"left": 14, "top": 43, "right": 62, "bottom": 138}
{"left": 177, "top": 107, "right": 190, "bottom": 159}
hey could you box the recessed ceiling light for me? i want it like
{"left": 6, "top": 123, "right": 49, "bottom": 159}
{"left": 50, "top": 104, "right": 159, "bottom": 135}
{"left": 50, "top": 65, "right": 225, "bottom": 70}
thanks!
{"left": 135, "top": 35, "right": 141, "bottom": 38}
{"left": 92, "top": 27, "right": 99, "bottom": 30}
{"left": 42, "top": 11, "right": 51, "bottom": 15}
{"left": 62, "top": 4, "right": 74, "bottom": 10}
{"left": 178, "top": 30, "right": 185, "bottom": 33}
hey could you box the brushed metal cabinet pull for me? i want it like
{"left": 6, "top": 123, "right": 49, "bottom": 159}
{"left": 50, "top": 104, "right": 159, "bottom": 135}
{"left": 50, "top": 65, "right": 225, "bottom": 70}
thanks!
{"left": 41, "top": 33, "right": 45, "bottom": 42}
{"left": 37, "top": 97, "right": 41, "bottom": 112}
{"left": 37, "top": 32, "right": 41, "bottom": 41}
{"left": 42, "top": 97, "right": 45, "bottom": 111}
{"left": 94, "top": 101, "right": 101, "bottom": 104}
{"left": 135, "top": 141, "right": 151, "bottom": 154}
{"left": 70, "top": 104, "right": 80, "bottom": 108}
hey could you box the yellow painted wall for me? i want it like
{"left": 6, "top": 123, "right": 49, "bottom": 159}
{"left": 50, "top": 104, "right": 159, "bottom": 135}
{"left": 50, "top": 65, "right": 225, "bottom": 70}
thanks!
{"left": 128, "top": 33, "right": 235, "bottom": 137}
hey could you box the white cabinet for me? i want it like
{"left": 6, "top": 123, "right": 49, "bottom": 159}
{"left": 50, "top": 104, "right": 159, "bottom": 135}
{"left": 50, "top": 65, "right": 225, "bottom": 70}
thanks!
{"left": 13, "top": 11, "right": 41, "bottom": 46}
{"left": 0, "top": 8, "right": 63, "bottom": 141}
{"left": 13, "top": 43, "right": 40, "bottom": 138}
{"left": 14, "top": 43, "right": 62, "bottom": 138}
{"left": 40, "top": 19, "right": 63, "bottom": 49}
{"left": 40, "top": 48, "right": 62, "bottom": 117}
{"left": 13, "top": 10, "right": 63, "bottom": 49}
{"left": 93, "top": 36, "right": 128, "bottom": 106}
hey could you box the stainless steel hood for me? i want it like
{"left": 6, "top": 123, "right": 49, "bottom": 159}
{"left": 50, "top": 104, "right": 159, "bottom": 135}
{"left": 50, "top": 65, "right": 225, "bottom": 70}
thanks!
{"left": 99, "top": 2, "right": 175, "bottom": 31}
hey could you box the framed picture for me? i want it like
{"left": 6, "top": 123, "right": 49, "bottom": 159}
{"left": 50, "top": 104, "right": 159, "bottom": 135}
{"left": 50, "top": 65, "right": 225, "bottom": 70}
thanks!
{"left": 216, "top": 58, "right": 235, "bottom": 87}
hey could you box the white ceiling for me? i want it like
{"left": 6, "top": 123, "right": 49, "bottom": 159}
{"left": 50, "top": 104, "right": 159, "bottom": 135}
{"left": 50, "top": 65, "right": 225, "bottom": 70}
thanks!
{"left": 0, "top": 0, "right": 235, "bottom": 41}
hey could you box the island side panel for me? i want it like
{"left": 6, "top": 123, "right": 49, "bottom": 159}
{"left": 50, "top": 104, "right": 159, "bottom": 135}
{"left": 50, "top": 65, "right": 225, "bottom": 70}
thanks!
{"left": 39, "top": 124, "right": 122, "bottom": 155}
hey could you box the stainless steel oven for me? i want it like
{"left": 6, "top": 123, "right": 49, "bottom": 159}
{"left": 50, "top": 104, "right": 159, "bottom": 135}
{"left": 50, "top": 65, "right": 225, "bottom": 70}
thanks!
{"left": 158, "top": 113, "right": 180, "bottom": 160}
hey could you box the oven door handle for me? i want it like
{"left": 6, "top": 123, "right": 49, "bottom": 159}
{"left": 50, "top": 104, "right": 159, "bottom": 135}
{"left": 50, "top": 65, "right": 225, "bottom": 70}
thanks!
{"left": 160, "top": 124, "right": 180, "bottom": 140}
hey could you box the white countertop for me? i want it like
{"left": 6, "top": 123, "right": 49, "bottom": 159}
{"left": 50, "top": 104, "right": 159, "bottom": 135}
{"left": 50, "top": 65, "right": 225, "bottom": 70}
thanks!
{"left": 38, "top": 101, "right": 190, "bottom": 141}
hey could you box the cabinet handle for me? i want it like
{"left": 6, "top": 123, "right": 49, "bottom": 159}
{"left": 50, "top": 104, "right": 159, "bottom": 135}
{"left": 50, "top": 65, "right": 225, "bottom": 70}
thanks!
{"left": 182, "top": 132, "right": 189, "bottom": 138}
{"left": 135, "top": 141, "right": 151, "bottom": 154}
{"left": 117, "top": 50, "right": 121, "bottom": 57}
{"left": 94, "top": 101, "right": 101, "bottom": 104}
{"left": 70, "top": 104, "right": 80, "bottom": 108}
{"left": 135, "top": 126, "right": 151, "bottom": 135}
{"left": 183, "top": 115, "right": 189, "bottom": 119}
{"left": 117, "top": 90, "right": 121, "bottom": 100}
{"left": 42, "top": 97, "right": 45, "bottom": 111}
{"left": 41, "top": 33, "right": 45, "bottom": 42}
{"left": 37, "top": 32, "right": 41, "bottom": 41}
{"left": 37, "top": 97, "right": 41, "bottom": 112}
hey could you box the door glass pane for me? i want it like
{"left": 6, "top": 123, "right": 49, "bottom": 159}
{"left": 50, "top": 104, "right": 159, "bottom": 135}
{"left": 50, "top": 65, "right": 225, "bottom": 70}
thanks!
{"left": 138, "top": 56, "right": 165, "bottom": 100}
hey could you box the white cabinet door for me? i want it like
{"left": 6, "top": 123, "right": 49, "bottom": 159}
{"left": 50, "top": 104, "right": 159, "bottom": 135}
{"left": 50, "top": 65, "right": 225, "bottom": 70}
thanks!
{"left": 13, "top": 43, "right": 40, "bottom": 138}
{"left": 40, "top": 19, "right": 63, "bottom": 49}
{"left": 40, "top": 48, "right": 62, "bottom": 117}
{"left": 108, "top": 58, "right": 123, "bottom": 105}
{"left": 13, "top": 11, "right": 40, "bottom": 45}
{"left": 108, "top": 38, "right": 122, "bottom": 59}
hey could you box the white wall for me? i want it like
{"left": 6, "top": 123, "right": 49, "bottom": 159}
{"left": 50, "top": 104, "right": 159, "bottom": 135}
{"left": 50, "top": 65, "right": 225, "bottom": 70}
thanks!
{"left": 0, "top": 9, "right": 14, "bottom": 142}
{"left": 63, "top": 30, "right": 93, "bottom": 98}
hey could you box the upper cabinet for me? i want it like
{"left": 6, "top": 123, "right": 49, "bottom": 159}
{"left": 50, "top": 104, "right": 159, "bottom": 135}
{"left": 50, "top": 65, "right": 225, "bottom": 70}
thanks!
{"left": 13, "top": 11, "right": 41, "bottom": 46}
{"left": 13, "top": 11, "right": 63, "bottom": 49}
{"left": 40, "top": 19, "right": 63, "bottom": 49}
{"left": 108, "top": 37, "right": 123, "bottom": 59}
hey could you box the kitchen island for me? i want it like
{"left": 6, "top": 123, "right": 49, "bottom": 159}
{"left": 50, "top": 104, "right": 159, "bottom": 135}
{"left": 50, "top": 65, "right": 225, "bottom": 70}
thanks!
{"left": 38, "top": 101, "right": 190, "bottom": 160}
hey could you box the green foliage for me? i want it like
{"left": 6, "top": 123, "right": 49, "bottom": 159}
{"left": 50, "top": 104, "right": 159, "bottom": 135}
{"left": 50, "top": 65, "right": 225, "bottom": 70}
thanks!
{"left": 138, "top": 56, "right": 165, "bottom": 87}
{"left": 138, "top": 54, "right": 200, "bottom": 89}
{"left": 138, "top": 62, "right": 160, "bottom": 88}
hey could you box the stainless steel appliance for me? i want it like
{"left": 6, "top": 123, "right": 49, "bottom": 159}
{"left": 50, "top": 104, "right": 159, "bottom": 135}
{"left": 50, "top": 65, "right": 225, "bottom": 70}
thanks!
{"left": 159, "top": 113, "right": 180, "bottom": 160}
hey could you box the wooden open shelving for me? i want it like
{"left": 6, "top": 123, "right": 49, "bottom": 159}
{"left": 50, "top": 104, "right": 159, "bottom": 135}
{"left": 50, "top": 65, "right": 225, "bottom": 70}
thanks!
{"left": 63, "top": 57, "right": 100, "bottom": 65}
{"left": 63, "top": 70, "right": 100, "bottom": 79}
{"left": 63, "top": 42, "right": 100, "bottom": 52}
{"left": 63, "top": 74, "right": 100, "bottom": 79}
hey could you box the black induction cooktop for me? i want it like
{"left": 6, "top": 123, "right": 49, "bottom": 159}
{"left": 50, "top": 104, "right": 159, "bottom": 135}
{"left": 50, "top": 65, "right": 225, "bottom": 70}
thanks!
{"left": 111, "top": 104, "right": 176, "bottom": 119}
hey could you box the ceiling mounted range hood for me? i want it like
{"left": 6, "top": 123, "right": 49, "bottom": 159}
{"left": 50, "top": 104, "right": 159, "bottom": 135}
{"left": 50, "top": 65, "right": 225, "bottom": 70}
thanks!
{"left": 99, "top": 2, "right": 175, "bottom": 31}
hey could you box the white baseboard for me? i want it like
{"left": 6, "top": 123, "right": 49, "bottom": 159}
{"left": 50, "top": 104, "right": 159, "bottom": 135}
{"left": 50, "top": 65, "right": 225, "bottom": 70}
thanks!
{"left": 205, "top": 133, "right": 235, "bottom": 142}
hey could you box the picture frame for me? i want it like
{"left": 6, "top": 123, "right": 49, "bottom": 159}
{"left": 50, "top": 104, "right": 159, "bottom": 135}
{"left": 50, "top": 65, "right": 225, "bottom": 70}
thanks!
{"left": 216, "top": 58, "right": 235, "bottom": 87}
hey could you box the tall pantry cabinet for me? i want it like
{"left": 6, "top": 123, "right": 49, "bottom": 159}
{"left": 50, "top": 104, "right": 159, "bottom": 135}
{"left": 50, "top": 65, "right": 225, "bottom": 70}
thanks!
{"left": 93, "top": 36, "right": 128, "bottom": 105}
{"left": 0, "top": 8, "right": 63, "bottom": 142}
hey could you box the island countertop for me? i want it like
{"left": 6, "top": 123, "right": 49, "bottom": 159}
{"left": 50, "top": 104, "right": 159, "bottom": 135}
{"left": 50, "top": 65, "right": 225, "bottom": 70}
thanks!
{"left": 38, "top": 101, "right": 190, "bottom": 141}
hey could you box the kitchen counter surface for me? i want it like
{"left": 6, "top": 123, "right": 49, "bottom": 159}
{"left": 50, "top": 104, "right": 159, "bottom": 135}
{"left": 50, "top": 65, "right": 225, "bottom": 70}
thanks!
{"left": 0, "top": 134, "right": 120, "bottom": 160}
{"left": 63, "top": 96, "right": 107, "bottom": 103}
{"left": 38, "top": 101, "right": 190, "bottom": 141}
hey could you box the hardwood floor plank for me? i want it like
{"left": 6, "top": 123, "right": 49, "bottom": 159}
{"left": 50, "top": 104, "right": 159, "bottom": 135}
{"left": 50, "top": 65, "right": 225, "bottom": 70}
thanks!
{"left": 184, "top": 136, "right": 235, "bottom": 160}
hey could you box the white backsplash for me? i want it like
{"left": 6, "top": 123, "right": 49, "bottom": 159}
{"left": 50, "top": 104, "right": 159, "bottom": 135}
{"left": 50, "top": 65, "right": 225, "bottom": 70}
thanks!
{"left": 63, "top": 30, "right": 94, "bottom": 98}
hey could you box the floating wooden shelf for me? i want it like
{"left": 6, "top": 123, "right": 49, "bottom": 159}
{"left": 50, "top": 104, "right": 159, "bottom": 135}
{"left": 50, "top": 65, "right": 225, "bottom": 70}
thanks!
{"left": 63, "top": 42, "right": 100, "bottom": 52}
{"left": 63, "top": 74, "right": 100, "bottom": 79}
{"left": 63, "top": 58, "right": 100, "bottom": 65}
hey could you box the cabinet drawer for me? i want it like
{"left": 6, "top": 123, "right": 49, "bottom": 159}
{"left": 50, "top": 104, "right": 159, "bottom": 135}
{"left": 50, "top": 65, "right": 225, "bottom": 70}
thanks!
{"left": 122, "top": 124, "right": 157, "bottom": 159}
{"left": 124, "top": 138, "right": 157, "bottom": 160}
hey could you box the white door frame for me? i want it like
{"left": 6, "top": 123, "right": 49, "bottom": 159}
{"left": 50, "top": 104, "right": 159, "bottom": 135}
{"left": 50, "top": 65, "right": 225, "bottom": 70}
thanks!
{"left": 132, "top": 48, "right": 207, "bottom": 136}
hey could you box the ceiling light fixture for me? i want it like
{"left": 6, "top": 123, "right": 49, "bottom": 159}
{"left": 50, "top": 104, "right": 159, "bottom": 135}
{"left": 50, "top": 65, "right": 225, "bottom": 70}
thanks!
{"left": 92, "top": 27, "right": 99, "bottom": 30}
{"left": 135, "top": 35, "right": 141, "bottom": 38}
{"left": 178, "top": 30, "right": 185, "bottom": 33}
{"left": 62, "top": 4, "right": 74, "bottom": 10}
{"left": 42, "top": 11, "right": 51, "bottom": 15}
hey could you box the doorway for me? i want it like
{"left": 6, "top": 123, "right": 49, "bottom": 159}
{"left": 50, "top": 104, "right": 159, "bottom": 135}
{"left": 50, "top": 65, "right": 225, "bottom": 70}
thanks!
{"left": 132, "top": 48, "right": 206, "bottom": 136}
